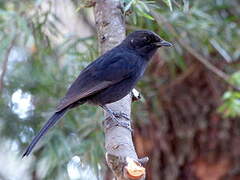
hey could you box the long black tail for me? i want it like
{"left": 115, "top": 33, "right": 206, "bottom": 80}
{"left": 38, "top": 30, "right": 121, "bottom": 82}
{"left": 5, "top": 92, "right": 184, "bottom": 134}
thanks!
{"left": 22, "top": 107, "right": 69, "bottom": 157}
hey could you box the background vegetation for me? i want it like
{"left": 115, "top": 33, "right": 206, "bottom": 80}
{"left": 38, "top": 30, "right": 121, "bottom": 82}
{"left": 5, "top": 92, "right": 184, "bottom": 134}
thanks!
{"left": 0, "top": 0, "right": 239, "bottom": 179}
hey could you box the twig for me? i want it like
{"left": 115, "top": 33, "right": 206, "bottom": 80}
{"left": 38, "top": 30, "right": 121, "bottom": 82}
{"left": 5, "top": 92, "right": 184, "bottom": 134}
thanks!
{"left": 0, "top": 35, "right": 17, "bottom": 94}
{"left": 151, "top": 11, "right": 239, "bottom": 91}
{"left": 181, "top": 40, "right": 230, "bottom": 82}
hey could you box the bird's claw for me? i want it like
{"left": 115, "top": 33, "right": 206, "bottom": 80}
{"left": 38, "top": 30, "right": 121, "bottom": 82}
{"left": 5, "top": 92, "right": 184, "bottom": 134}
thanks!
{"left": 113, "top": 117, "right": 133, "bottom": 132}
{"left": 112, "top": 112, "right": 130, "bottom": 121}
{"left": 101, "top": 105, "right": 132, "bottom": 132}
{"left": 112, "top": 112, "right": 132, "bottom": 131}
{"left": 107, "top": 112, "right": 132, "bottom": 132}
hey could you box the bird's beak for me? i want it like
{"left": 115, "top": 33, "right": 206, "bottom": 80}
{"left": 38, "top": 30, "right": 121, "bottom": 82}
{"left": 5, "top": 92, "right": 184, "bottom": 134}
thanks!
{"left": 154, "top": 40, "right": 172, "bottom": 47}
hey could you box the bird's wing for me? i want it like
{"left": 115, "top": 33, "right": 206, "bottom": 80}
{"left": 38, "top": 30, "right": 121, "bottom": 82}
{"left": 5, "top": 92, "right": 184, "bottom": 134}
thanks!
{"left": 56, "top": 51, "right": 137, "bottom": 111}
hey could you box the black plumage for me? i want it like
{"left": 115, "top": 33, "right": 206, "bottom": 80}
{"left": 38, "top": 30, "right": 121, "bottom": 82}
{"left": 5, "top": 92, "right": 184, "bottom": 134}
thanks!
{"left": 22, "top": 30, "right": 172, "bottom": 157}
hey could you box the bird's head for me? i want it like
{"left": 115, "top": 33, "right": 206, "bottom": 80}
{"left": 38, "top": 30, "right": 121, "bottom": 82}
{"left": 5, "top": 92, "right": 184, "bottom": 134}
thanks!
{"left": 122, "top": 30, "right": 172, "bottom": 58}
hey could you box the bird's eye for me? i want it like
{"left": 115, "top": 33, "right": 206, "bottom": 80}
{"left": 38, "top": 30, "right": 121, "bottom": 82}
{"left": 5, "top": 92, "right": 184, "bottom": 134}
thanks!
{"left": 143, "top": 36, "right": 150, "bottom": 42}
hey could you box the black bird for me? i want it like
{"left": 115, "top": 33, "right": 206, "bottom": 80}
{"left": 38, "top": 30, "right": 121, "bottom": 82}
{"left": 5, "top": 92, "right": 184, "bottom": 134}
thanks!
{"left": 22, "top": 30, "right": 172, "bottom": 157}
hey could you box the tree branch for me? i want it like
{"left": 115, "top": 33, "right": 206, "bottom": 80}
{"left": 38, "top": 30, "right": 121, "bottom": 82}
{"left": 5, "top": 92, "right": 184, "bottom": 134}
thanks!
{"left": 151, "top": 11, "right": 240, "bottom": 91}
{"left": 94, "top": 0, "right": 146, "bottom": 179}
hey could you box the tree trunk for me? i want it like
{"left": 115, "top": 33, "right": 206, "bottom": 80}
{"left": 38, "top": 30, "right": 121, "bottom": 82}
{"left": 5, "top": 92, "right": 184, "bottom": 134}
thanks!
{"left": 94, "top": 0, "right": 146, "bottom": 179}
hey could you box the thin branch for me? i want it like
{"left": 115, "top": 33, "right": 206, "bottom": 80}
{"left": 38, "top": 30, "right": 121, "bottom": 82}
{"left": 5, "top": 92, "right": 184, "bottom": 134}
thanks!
{"left": 151, "top": 11, "right": 239, "bottom": 90}
{"left": 180, "top": 40, "right": 230, "bottom": 82}
{"left": 0, "top": 35, "right": 17, "bottom": 94}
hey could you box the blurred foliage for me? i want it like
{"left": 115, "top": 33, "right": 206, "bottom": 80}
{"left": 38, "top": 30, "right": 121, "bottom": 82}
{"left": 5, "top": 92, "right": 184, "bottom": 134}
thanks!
{"left": 0, "top": 0, "right": 239, "bottom": 179}
{"left": 0, "top": 0, "right": 102, "bottom": 179}
{"left": 218, "top": 71, "right": 240, "bottom": 117}
{"left": 124, "top": 0, "right": 240, "bottom": 118}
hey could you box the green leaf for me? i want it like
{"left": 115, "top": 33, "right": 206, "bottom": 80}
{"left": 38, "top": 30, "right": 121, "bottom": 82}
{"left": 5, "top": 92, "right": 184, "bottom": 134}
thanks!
{"left": 124, "top": 0, "right": 135, "bottom": 12}
{"left": 163, "top": 0, "right": 173, "bottom": 11}
{"left": 229, "top": 71, "right": 240, "bottom": 87}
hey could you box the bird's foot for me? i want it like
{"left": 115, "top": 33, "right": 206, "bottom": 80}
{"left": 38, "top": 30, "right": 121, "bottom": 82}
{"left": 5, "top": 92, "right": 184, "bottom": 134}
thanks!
{"left": 112, "top": 112, "right": 130, "bottom": 121}
{"left": 113, "top": 117, "right": 132, "bottom": 132}
{"left": 107, "top": 113, "right": 132, "bottom": 132}
{"left": 101, "top": 105, "right": 132, "bottom": 132}
{"left": 108, "top": 113, "right": 132, "bottom": 132}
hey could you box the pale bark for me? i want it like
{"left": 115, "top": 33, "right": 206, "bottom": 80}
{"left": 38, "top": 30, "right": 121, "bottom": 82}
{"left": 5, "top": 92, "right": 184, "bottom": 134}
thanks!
{"left": 94, "top": 0, "right": 146, "bottom": 179}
